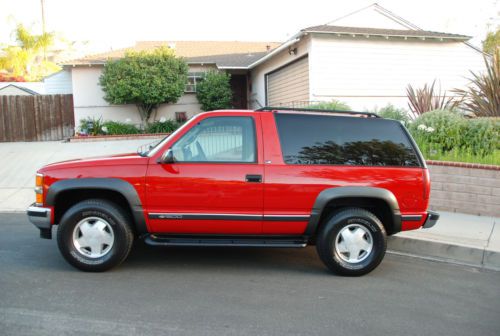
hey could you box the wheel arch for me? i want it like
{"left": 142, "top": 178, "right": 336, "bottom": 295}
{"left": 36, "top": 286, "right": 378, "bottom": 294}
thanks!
{"left": 305, "top": 186, "right": 402, "bottom": 237}
{"left": 46, "top": 178, "right": 147, "bottom": 234}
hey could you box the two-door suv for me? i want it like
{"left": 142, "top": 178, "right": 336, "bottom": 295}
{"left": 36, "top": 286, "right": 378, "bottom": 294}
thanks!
{"left": 27, "top": 107, "right": 439, "bottom": 275}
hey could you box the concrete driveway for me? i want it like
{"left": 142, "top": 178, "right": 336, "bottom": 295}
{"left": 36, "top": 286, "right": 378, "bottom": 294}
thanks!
{"left": 0, "top": 139, "right": 158, "bottom": 211}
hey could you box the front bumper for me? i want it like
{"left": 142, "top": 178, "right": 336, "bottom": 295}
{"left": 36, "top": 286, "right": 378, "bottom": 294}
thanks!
{"left": 422, "top": 210, "right": 440, "bottom": 229}
{"left": 27, "top": 204, "right": 52, "bottom": 239}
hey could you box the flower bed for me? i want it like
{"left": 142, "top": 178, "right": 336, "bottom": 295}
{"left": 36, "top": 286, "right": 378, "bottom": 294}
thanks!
{"left": 69, "top": 133, "right": 170, "bottom": 142}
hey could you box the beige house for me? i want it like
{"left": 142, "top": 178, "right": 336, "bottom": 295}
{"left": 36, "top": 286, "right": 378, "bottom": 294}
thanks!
{"left": 60, "top": 3, "right": 485, "bottom": 126}
{"left": 65, "top": 41, "right": 279, "bottom": 124}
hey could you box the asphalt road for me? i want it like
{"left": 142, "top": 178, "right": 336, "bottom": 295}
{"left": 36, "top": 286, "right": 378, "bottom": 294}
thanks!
{"left": 1, "top": 213, "right": 499, "bottom": 336}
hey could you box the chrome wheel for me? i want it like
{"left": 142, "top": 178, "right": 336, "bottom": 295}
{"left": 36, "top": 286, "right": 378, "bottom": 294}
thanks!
{"left": 335, "top": 224, "right": 373, "bottom": 263}
{"left": 72, "top": 217, "right": 114, "bottom": 259}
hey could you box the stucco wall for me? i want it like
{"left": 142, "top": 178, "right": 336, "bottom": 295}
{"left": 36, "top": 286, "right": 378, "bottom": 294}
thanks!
{"left": 309, "top": 34, "right": 485, "bottom": 111}
{"left": 428, "top": 163, "right": 500, "bottom": 217}
{"left": 71, "top": 65, "right": 210, "bottom": 127}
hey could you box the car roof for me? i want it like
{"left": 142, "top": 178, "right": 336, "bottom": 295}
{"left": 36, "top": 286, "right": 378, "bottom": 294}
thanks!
{"left": 208, "top": 108, "right": 381, "bottom": 119}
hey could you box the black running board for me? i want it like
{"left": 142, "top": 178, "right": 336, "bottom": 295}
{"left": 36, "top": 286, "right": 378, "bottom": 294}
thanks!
{"left": 144, "top": 234, "right": 308, "bottom": 248}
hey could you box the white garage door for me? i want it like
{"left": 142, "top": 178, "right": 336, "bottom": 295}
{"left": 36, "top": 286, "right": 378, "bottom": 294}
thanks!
{"left": 266, "top": 56, "right": 309, "bottom": 106}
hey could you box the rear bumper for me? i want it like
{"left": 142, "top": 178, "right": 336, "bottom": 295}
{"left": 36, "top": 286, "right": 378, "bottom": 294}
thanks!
{"left": 27, "top": 204, "right": 52, "bottom": 238}
{"left": 423, "top": 210, "right": 440, "bottom": 229}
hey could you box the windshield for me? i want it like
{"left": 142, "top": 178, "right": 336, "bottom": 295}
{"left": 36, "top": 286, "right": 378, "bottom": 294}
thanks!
{"left": 138, "top": 120, "right": 193, "bottom": 157}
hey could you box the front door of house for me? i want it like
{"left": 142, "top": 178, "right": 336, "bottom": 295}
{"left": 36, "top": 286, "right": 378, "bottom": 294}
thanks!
{"left": 230, "top": 75, "right": 248, "bottom": 109}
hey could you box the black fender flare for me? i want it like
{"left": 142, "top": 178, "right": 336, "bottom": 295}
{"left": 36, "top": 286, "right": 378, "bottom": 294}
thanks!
{"left": 304, "top": 186, "right": 402, "bottom": 236}
{"left": 45, "top": 178, "right": 147, "bottom": 234}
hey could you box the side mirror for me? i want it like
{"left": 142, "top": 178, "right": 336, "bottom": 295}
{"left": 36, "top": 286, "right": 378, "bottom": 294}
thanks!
{"left": 158, "top": 149, "right": 175, "bottom": 164}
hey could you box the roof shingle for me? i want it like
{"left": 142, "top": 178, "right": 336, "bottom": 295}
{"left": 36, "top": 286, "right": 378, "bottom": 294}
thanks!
{"left": 65, "top": 41, "right": 280, "bottom": 66}
{"left": 302, "top": 25, "right": 471, "bottom": 40}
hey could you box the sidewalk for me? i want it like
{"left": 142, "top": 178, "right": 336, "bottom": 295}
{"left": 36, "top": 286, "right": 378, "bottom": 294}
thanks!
{"left": 390, "top": 212, "right": 500, "bottom": 271}
{"left": 0, "top": 140, "right": 498, "bottom": 271}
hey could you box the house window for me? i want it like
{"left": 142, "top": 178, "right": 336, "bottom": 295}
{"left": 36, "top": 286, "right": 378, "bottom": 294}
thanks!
{"left": 185, "top": 72, "right": 204, "bottom": 93}
{"left": 175, "top": 112, "right": 187, "bottom": 123}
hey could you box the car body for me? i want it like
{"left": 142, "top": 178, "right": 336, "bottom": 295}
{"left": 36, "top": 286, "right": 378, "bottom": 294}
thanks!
{"left": 27, "top": 108, "right": 439, "bottom": 275}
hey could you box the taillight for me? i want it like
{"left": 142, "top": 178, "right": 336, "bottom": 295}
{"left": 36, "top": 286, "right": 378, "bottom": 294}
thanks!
{"left": 35, "top": 173, "right": 44, "bottom": 206}
{"left": 423, "top": 169, "right": 430, "bottom": 200}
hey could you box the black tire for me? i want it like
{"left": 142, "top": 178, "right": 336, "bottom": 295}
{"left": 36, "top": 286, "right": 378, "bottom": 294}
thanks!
{"left": 57, "top": 199, "right": 134, "bottom": 272}
{"left": 316, "top": 208, "right": 387, "bottom": 276}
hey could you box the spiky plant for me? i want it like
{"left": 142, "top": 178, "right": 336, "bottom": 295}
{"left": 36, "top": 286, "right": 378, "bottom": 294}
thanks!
{"left": 406, "top": 80, "right": 456, "bottom": 119}
{"left": 452, "top": 52, "right": 500, "bottom": 117}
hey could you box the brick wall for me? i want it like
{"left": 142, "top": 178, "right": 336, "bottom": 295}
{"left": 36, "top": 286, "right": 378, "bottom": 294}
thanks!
{"left": 428, "top": 162, "right": 500, "bottom": 217}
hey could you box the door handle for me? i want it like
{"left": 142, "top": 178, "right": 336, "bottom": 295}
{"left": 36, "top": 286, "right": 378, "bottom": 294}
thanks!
{"left": 245, "top": 174, "right": 262, "bottom": 183}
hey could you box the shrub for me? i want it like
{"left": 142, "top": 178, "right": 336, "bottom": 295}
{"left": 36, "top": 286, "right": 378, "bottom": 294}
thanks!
{"left": 146, "top": 119, "right": 182, "bottom": 133}
{"left": 308, "top": 100, "right": 351, "bottom": 111}
{"left": 409, "top": 110, "right": 499, "bottom": 157}
{"left": 102, "top": 121, "right": 140, "bottom": 135}
{"left": 196, "top": 70, "right": 233, "bottom": 111}
{"left": 99, "top": 47, "right": 189, "bottom": 127}
{"left": 373, "top": 104, "right": 411, "bottom": 125}
{"left": 461, "top": 118, "right": 500, "bottom": 155}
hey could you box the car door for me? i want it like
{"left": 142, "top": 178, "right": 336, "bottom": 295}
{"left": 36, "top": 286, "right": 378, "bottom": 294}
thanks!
{"left": 146, "top": 114, "right": 264, "bottom": 234}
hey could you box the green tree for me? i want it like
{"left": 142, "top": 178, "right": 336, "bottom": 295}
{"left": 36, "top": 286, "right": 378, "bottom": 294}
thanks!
{"left": 99, "top": 47, "right": 189, "bottom": 127}
{"left": 0, "top": 24, "right": 59, "bottom": 81}
{"left": 196, "top": 70, "right": 233, "bottom": 111}
{"left": 483, "top": 28, "right": 500, "bottom": 55}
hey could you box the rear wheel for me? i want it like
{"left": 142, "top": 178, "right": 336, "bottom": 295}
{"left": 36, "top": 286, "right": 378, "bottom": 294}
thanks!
{"left": 316, "top": 208, "right": 387, "bottom": 276}
{"left": 57, "top": 199, "right": 134, "bottom": 272}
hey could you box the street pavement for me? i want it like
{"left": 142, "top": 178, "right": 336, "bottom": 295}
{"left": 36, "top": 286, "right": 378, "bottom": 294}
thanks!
{"left": 1, "top": 213, "right": 499, "bottom": 336}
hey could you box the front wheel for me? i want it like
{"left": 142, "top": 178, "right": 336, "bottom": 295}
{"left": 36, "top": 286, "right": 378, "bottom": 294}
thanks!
{"left": 316, "top": 208, "right": 387, "bottom": 276}
{"left": 57, "top": 199, "right": 134, "bottom": 272}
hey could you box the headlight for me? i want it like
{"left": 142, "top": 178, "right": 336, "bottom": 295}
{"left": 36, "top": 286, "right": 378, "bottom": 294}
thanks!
{"left": 35, "top": 173, "right": 44, "bottom": 206}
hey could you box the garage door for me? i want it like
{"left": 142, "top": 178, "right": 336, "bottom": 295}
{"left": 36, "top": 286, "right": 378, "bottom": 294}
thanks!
{"left": 266, "top": 56, "right": 309, "bottom": 106}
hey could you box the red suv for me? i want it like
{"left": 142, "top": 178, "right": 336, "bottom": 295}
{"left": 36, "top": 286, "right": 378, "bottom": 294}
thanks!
{"left": 27, "top": 108, "right": 439, "bottom": 275}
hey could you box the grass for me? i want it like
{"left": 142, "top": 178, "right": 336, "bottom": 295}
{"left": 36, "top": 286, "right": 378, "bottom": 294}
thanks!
{"left": 420, "top": 148, "right": 500, "bottom": 165}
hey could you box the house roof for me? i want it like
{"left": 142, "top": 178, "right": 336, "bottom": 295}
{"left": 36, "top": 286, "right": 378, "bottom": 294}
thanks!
{"left": 64, "top": 3, "right": 478, "bottom": 70}
{"left": 0, "top": 84, "right": 39, "bottom": 95}
{"left": 302, "top": 25, "right": 471, "bottom": 40}
{"left": 186, "top": 52, "right": 269, "bottom": 68}
{"left": 64, "top": 41, "right": 280, "bottom": 67}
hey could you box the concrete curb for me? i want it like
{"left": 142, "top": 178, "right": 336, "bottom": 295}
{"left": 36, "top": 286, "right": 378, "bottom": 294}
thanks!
{"left": 388, "top": 235, "right": 500, "bottom": 271}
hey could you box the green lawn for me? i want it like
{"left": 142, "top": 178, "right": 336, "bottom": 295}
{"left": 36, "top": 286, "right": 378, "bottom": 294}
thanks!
{"left": 421, "top": 149, "right": 500, "bottom": 166}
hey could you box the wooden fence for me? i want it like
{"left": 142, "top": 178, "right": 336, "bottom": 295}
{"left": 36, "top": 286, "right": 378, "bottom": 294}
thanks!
{"left": 0, "top": 94, "right": 74, "bottom": 142}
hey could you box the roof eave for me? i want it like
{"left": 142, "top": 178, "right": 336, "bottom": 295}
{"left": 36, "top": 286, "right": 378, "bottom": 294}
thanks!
{"left": 248, "top": 34, "right": 303, "bottom": 69}
{"left": 216, "top": 66, "right": 250, "bottom": 70}
{"left": 305, "top": 30, "right": 470, "bottom": 41}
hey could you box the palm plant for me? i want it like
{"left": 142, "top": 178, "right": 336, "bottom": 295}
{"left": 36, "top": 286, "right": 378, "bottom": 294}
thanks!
{"left": 406, "top": 80, "right": 455, "bottom": 119}
{"left": 452, "top": 52, "right": 500, "bottom": 117}
{"left": 0, "top": 24, "right": 58, "bottom": 81}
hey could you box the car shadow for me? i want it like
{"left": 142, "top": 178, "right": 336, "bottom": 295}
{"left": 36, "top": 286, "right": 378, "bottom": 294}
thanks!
{"left": 124, "top": 241, "right": 328, "bottom": 275}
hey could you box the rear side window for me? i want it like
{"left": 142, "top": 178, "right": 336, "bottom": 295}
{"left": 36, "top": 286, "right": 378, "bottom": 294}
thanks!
{"left": 275, "top": 114, "right": 420, "bottom": 167}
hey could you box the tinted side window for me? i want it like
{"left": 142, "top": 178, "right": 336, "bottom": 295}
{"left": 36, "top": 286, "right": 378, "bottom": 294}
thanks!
{"left": 172, "top": 117, "right": 256, "bottom": 163}
{"left": 275, "top": 114, "right": 420, "bottom": 167}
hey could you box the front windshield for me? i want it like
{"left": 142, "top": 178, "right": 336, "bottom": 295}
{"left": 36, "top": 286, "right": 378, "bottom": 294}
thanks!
{"left": 137, "top": 120, "right": 193, "bottom": 157}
